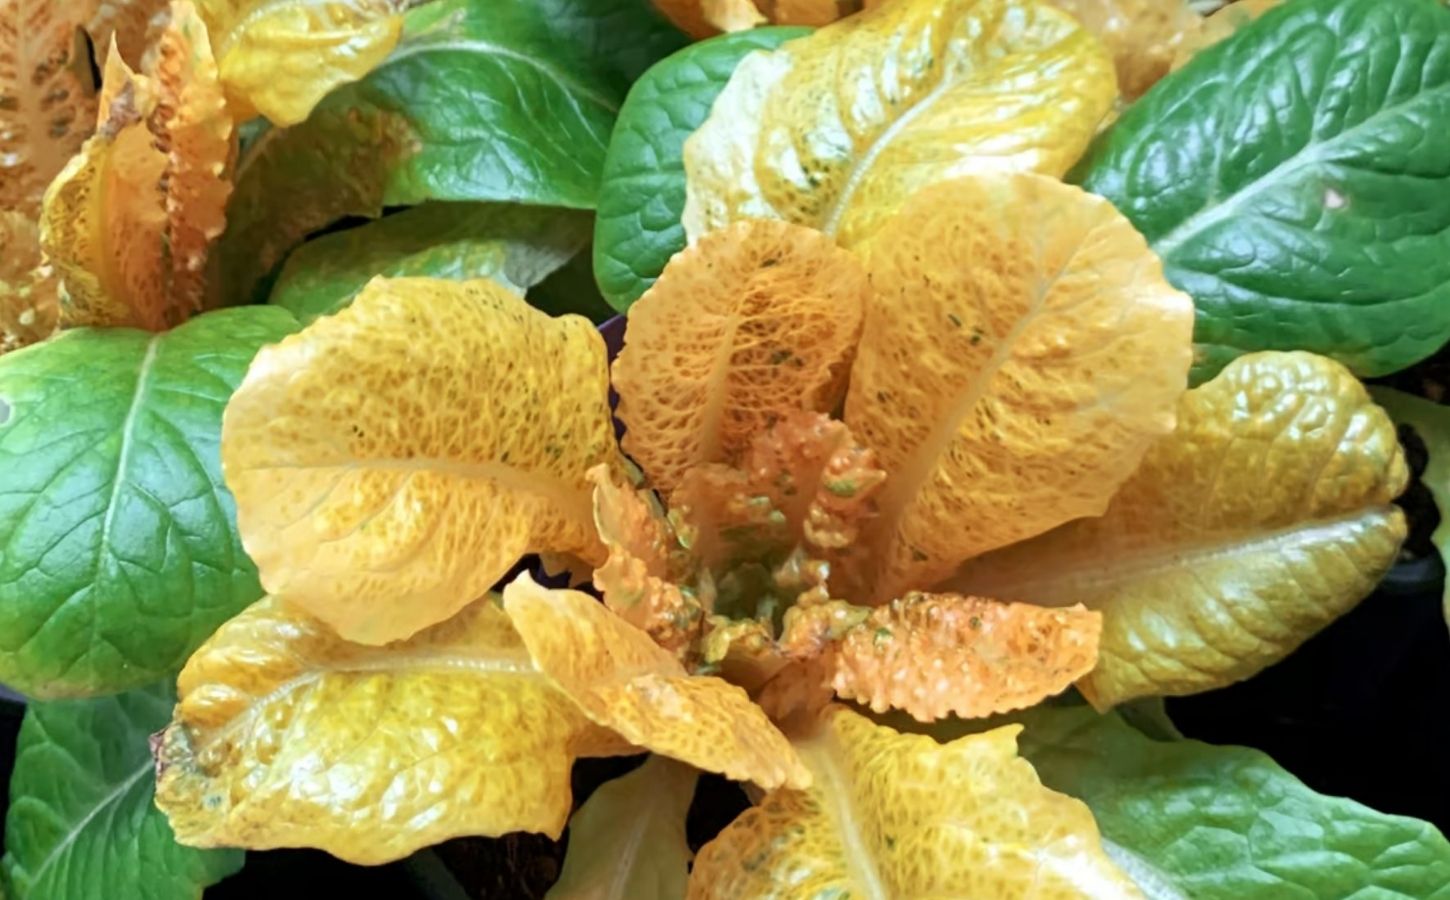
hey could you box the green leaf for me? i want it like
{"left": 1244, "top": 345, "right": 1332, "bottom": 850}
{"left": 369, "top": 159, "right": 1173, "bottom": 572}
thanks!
{"left": 592, "top": 27, "right": 810, "bottom": 313}
{"left": 1369, "top": 386, "right": 1450, "bottom": 631}
{"left": 532, "top": 0, "right": 688, "bottom": 98}
{"left": 220, "top": 0, "right": 660, "bottom": 306}
{"left": 0, "top": 307, "right": 298, "bottom": 698}
{"left": 546, "top": 756, "right": 698, "bottom": 900}
{"left": 1012, "top": 706, "right": 1450, "bottom": 899}
{"left": 527, "top": 246, "right": 618, "bottom": 324}
{"left": 1, "top": 683, "right": 243, "bottom": 899}
{"left": 269, "top": 202, "right": 593, "bottom": 327}
{"left": 1076, "top": 0, "right": 1450, "bottom": 383}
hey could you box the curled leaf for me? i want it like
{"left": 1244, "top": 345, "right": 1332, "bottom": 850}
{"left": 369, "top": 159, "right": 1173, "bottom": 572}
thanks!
{"left": 0, "top": 211, "right": 57, "bottom": 353}
{"left": 0, "top": 0, "right": 98, "bottom": 216}
{"left": 154, "top": 596, "right": 627, "bottom": 865}
{"left": 800, "top": 592, "right": 1101, "bottom": 722}
{"left": 951, "top": 352, "right": 1408, "bottom": 709}
{"left": 688, "top": 705, "right": 1139, "bottom": 898}
{"left": 682, "top": 0, "right": 1117, "bottom": 247}
{"left": 196, "top": 0, "right": 406, "bottom": 126}
{"left": 222, "top": 277, "right": 623, "bottom": 645}
{"left": 1047, "top": 0, "right": 1202, "bottom": 100}
{"left": 845, "top": 173, "right": 1194, "bottom": 601}
{"left": 502, "top": 574, "right": 810, "bottom": 790}
{"left": 614, "top": 219, "right": 868, "bottom": 493}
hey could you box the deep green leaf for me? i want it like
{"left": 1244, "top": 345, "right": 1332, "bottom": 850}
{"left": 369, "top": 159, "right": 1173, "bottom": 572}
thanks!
{"left": 547, "top": 756, "right": 697, "bottom": 900}
{"left": 0, "top": 308, "right": 298, "bottom": 698}
{"left": 1, "top": 683, "right": 242, "bottom": 899}
{"left": 1076, "top": 0, "right": 1450, "bottom": 382}
{"left": 220, "top": 0, "right": 665, "bottom": 306}
{"left": 1013, "top": 706, "right": 1450, "bottom": 899}
{"left": 527, "top": 245, "right": 617, "bottom": 324}
{"left": 533, "top": 0, "right": 688, "bottom": 98}
{"left": 269, "top": 203, "right": 592, "bottom": 326}
{"left": 592, "top": 27, "right": 810, "bottom": 312}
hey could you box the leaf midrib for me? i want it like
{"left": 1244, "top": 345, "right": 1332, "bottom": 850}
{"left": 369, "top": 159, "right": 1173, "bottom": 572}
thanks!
{"left": 1147, "top": 76, "right": 1450, "bottom": 258}
{"left": 383, "top": 37, "right": 621, "bottom": 114}
{"left": 799, "top": 732, "right": 888, "bottom": 900}
{"left": 25, "top": 760, "right": 150, "bottom": 889}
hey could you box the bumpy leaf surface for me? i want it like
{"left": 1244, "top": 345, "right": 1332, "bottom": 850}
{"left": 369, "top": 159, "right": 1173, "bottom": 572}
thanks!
{"left": 195, "top": 0, "right": 405, "bottom": 126}
{"left": 844, "top": 173, "right": 1194, "bottom": 601}
{"left": 502, "top": 575, "right": 809, "bottom": 790}
{"left": 1046, "top": 0, "right": 1201, "bottom": 100}
{"left": 153, "top": 596, "right": 627, "bottom": 865}
{"left": 689, "top": 706, "right": 1139, "bottom": 898}
{"left": 594, "top": 27, "right": 809, "bottom": 312}
{"left": 86, "top": 0, "right": 171, "bottom": 67}
{"left": 682, "top": 0, "right": 1116, "bottom": 247}
{"left": 1076, "top": 0, "right": 1450, "bottom": 381}
{"left": 269, "top": 202, "right": 591, "bottom": 326}
{"left": 0, "top": 307, "right": 297, "bottom": 698}
{"left": 952, "top": 352, "right": 1408, "bottom": 709}
{"left": 1, "top": 684, "right": 241, "bottom": 900}
{"left": 614, "top": 219, "right": 868, "bottom": 493}
{"left": 546, "top": 756, "right": 698, "bottom": 900}
{"left": 1012, "top": 706, "right": 1450, "bottom": 899}
{"left": 0, "top": 212, "right": 56, "bottom": 354}
{"left": 223, "top": 277, "right": 622, "bottom": 645}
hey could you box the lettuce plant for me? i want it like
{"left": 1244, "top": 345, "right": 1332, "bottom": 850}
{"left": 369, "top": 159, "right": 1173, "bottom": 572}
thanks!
{"left": 2, "top": 0, "right": 1450, "bottom": 897}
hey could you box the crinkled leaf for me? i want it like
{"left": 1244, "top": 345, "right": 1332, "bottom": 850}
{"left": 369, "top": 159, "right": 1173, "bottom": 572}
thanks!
{"left": 0, "top": 307, "right": 297, "bottom": 698}
{"left": 502, "top": 574, "right": 809, "bottom": 790}
{"left": 614, "top": 220, "right": 867, "bottom": 493}
{"left": 153, "top": 596, "right": 627, "bottom": 866}
{"left": 86, "top": 0, "right": 171, "bottom": 67}
{"left": 269, "top": 202, "right": 591, "bottom": 326}
{"left": 1046, "top": 0, "right": 1201, "bottom": 100}
{"left": 1010, "top": 705, "right": 1450, "bottom": 899}
{"left": 43, "top": 7, "right": 233, "bottom": 330}
{"left": 219, "top": 0, "right": 671, "bottom": 305}
{"left": 194, "top": 0, "right": 404, "bottom": 126}
{"left": 0, "top": 212, "right": 56, "bottom": 354}
{"left": 0, "top": 0, "right": 98, "bottom": 216}
{"left": 681, "top": 0, "right": 1116, "bottom": 248}
{"left": 689, "top": 705, "right": 1139, "bottom": 898}
{"left": 547, "top": 756, "right": 698, "bottom": 900}
{"left": 1169, "top": 0, "right": 1279, "bottom": 71}
{"left": 1, "top": 683, "right": 242, "bottom": 900}
{"left": 1369, "top": 387, "right": 1450, "bottom": 633}
{"left": 223, "top": 277, "right": 622, "bottom": 645}
{"left": 594, "top": 27, "right": 809, "bottom": 312}
{"left": 844, "top": 173, "right": 1194, "bottom": 602}
{"left": 1075, "top": 0, "right": 1450, "bottom": 382}
{"left": 804, "top": 591, "right": 1101, "bottom": 722}
{"left": 952, "top": 352, "right": 1408, "bottom": 710}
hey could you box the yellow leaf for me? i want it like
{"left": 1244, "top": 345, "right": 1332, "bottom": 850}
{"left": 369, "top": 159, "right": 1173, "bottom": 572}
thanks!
{"left": 614, "top": 220, "right": 868, "bottom": 493}
{"left": 196, "top": 0, "right": 405, "bottom": 126}
{"left": 502, "top": 574, "right": 811, "bottom": 790}
{"left": 950, "top": 352, "right": 1408, "bottom": 710}
{"left": 688, "top": 705, "right": 1140, "bottom": 898}
{"left": 844, "top": 173, "right": 1194, "bottom": 601}
{"left": 87, "top": 0, "right": 172, "bottom": 67}
{"left": 703, "top": 0, "right": 767, "bottom": 32}
{"left": 0, "top": 0, "right": 98, "bottom": 216}
{"left": 590, "top": 464, "right": 704, "bottom": 657}
{"left": 223, "top": 277, "right": 623, "bottom": 645}
{"left": 0, "top": 211, "right": 57, "bottom": 354}
{"left": 41, "top": 4, "right": 233, "bottom": 330}
{"left": 153, "top": 596, "right": 629, "bottom": 865}
{"left": 801, "top": 592, "right": 1101, "bottom": 722}
{"left": 1170, "top": 0, "right": 1278, "bottom": 71}
{"left": 1047, "top": 0, "right": 1202, "bottom": 100}
{"left": 681, "top": 0, "right": 1117, "bottom": 248}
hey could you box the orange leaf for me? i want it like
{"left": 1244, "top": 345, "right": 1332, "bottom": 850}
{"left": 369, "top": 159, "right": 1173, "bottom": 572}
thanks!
{"left": 503, "top": 574, "right": 810, "bottom": 790}
{"left": 87, "top": 0, "right": 172, "bottom": 67}
{"left": 614, "top": 220, "right": 868, "bottom": 493}
{"left": 0, "top": 211, "right": 57, "bottom": 353}
{"left": 810, "top": 592, "right": 1101, "bottom": 722}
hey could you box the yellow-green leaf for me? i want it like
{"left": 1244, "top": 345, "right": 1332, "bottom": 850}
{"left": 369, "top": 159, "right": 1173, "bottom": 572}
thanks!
{"left": 153, "top": 595, "right": 629, "bottom": 866}
{"left": 547, "top": 756, "right": 698, "bottom": 900}
{"left": 222, "top": 277, "right": 623, "bottom": 645}
{"left": 195, "top": 0, "right": 405, "bottom": 126}
{"left": 951, "top": 352, "right": 1408, "bottom": 709}
{"left": 688, "top": 705, "right": 1140, "bottom": 898}
{"left": 502, "top": 574, "right": 810, "bottom": 790}
{"left": 0, "top": 0, "right": 98, "bottom": 216}
{"left": 844, "top": 173, "right": 1194, "bottom": 601}
{"left": 681, "top": 0, "right": 1117, "bottom": 248}
{"left": 613, "top": 219, "right": 868, "bottom": 493}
